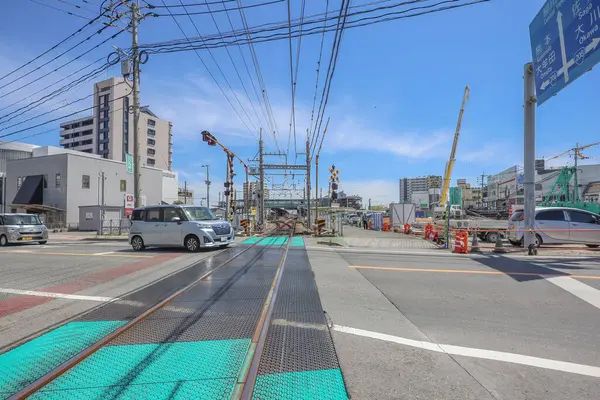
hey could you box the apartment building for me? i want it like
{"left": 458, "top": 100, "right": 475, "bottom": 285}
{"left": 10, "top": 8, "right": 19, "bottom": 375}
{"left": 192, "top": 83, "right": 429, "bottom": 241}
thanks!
{"left": 59, "top": 77, "right": 173, "bottom": 171}
{"left": 177, "top": 187, "right": 194, "bottom": 205}
{"left": 243, "top": 182, "right": 270, "bottom": 205}
{"left": 399, "top": 175, "right": 443, "bottom": 203}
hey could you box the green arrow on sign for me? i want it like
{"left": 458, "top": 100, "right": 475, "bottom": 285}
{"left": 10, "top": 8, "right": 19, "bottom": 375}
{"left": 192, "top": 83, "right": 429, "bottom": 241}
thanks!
{"left": 126, "top": 153, "right": 133, "bottom": 174}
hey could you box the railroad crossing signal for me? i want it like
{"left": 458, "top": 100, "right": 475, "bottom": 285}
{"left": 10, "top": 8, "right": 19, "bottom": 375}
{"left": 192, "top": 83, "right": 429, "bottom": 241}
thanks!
{"left": 201, "top": 130, "right": 217, "bottom": 146}
{"left": 328, "top": 164, "right": 340, "bottom": 203}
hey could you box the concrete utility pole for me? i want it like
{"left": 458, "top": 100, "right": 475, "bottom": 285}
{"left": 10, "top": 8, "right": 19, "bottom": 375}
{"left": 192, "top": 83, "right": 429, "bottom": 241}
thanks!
{"left": 259, "top": 129, "right": 265, "bottom": 228}
{"left": 130, "top": 1, "right": 142, "bottom": 208}
{"left": 225, "top": 155, "right": 230, "bottom": 218}
{"left": 202, "top": 164, "right": 210, "bottom": 208}
{"left": 183, "top": 181, "right": 188, "bottom": 204}
{"left": 245, "top": 166, "right": 250, "bottom": 224}
{"left": 305, "top": 138, "right": 311, "bottom": 228}
{"left": 523, "top": 62, "right": 536, "bottom": 250}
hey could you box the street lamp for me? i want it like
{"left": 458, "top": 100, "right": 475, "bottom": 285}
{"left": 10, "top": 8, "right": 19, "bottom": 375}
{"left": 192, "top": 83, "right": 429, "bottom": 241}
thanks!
{"left": 201, "top": 164, "right": 210, "bottom": 208}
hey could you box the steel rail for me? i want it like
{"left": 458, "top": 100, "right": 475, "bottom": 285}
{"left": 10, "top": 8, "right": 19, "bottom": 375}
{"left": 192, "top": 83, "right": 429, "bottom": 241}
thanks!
{"left": 9, "top": 225, "right": 288, "bottom": 400}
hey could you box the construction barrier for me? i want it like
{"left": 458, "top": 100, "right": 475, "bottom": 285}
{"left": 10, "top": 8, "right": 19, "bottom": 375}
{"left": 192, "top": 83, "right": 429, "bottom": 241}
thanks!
{"left": 240, "top": 219, "right": 250, "bottom": 234}
{"left": 453, "top": 230, "right": 468, "bottom": 254}
{"left": 316, "top": 218, "right": 326, "bottom": 235}
{"left": 403, "top": 223, "right": 411, "bottom": 235}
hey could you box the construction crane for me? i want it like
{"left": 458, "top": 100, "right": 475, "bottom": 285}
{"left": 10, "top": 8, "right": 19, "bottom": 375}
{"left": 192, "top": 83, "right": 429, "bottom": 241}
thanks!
{"left": 435, "top": 85, "right": 470, "bottom": 216}
{"left": 540, "top": 141, "right": 600, "bottom": 213}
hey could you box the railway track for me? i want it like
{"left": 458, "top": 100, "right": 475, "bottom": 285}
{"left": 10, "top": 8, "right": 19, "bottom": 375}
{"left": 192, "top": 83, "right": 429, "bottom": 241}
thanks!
{"left": 5, "top": 218, "right": 309, "bottom": 399}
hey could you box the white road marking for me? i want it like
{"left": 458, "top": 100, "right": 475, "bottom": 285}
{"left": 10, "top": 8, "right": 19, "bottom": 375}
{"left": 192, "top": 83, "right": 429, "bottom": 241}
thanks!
{"left": 93, "top": 251, "right": 115, "bottom": 256}
{"left": 333, "top": 325, "right": 600, "bottom": 378}
{"left": 545, "top": 276, "right": 600, "bottom": 310}
{"left": 271, "top": 318, "right": 328, "bottom": 331}
{"left": 0, "top": 288, "right": 116, "bottom": 302}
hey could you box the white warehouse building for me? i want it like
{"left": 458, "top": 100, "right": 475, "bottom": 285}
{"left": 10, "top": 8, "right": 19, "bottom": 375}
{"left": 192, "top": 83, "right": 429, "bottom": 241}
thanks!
{"left": 5, "top": 146, "right": 178, "bottom": 229}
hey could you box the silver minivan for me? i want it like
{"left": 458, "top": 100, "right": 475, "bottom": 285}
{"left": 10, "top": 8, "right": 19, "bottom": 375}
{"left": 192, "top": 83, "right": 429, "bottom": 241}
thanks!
{"left": 128, "top": 205, "right": 235, "bottom": 252}
{"left": 0, "top": 213, "right": 49, "bottom": 246}
{"left": 508, "top": 207, "right": 600, "bottom": 247}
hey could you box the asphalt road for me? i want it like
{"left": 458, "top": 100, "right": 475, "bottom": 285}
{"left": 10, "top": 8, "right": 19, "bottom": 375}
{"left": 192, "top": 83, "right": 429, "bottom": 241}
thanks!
{"left": 308, "top": 247, "right": 600, "bottom": 400}
{"left": 0, "top": 241, "right": 223, "bottom": 350}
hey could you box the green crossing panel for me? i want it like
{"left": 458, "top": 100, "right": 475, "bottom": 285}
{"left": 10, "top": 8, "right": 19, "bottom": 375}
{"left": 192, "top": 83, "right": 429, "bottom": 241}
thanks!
{"left": 290, "top": 237, "right": 305, "bottom": 247}
{"left": 241, "top": 236, "right": 305, "bottom": 247}
{"left": 0, "top": 320, "right": 126, "bottom": 397}
{"left": 241, "top": 237, "right": 262, "bottom": 245}
{"left": 252, "top": 368, "right": 348, "bottom": 400}
{"left": 34, "top": 339, "right": 251, "bottom": 399}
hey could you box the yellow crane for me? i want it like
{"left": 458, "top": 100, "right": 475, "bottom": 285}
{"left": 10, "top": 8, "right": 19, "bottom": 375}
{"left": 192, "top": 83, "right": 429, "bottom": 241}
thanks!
{"left": 436, "top": 85, "right": 470, "bottom": 214}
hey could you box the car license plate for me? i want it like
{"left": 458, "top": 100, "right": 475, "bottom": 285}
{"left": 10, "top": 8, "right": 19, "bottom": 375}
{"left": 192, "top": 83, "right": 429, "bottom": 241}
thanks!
{"left": 21, "top": 237, "right": 32, "bottom": 241}
{"left": 220, "top": 237, "right": 227, "bottom": 242}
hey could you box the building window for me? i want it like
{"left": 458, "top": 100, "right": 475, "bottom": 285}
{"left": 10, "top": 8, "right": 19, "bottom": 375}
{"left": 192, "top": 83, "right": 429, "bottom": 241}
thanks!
{"left": 148, "top": 119, "right": 156, "bottom": 127}
{"left": 43, "top": 174, "right": 48, "bottom": 189}
{"left": 55, "top": 173, "right": 61, "bottom": 188}
{"left": 147, "top": 128, "right": 155, "bottom": 137}
{"left": 147, "top": 158, "right": 155, "bottom": 166}
{"left": 147, "top": 138, "right": 155, "bottom": 146}
{"left": 120, "top": 180, "right": 126, "bottom": 192}
{"left": 147, "top": 148, "right": 155, "bottom": 156}
{"left": 17, "top": 177, "right": 22, "bottom": 190}
{"left": 82, "top": 175, "right": 90, "bottom": 189}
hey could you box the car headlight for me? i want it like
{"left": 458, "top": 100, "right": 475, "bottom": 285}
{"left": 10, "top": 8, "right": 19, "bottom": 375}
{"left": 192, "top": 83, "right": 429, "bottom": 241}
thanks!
{"left": 196, "top": 223, "right": 212, "bottom": 229}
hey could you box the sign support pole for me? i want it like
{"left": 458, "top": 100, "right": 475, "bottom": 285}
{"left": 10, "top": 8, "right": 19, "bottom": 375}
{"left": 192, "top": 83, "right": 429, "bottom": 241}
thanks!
{"left": 523, "top": 62, "right": 537, "bottom": 250}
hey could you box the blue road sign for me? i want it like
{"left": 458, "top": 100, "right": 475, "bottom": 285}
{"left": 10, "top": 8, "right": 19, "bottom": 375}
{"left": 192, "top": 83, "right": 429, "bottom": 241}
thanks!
{"left": 530, "top": 0, "right": 600, "bottom": 105}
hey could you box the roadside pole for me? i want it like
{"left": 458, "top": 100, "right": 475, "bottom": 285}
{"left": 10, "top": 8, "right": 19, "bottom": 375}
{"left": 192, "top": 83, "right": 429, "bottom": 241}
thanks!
{"left": 523, "top": 62, "right": 536, "bottom": 250}
{"left": 131, "top": 1, "right": 142, "bottom": 208}
{"left": 225, "top": 155, "right": 230, "bottom": 219}
{"left": 306, "top": 138, "right": 311, "bottom": 229}
{"left": 259, "top": 129, "right": 265, "bottom": 228}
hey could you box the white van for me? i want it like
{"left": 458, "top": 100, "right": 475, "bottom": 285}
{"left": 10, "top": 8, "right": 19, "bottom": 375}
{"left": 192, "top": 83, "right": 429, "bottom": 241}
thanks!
{"left": 129, "top": 205, "right": 234, "bottom": 252}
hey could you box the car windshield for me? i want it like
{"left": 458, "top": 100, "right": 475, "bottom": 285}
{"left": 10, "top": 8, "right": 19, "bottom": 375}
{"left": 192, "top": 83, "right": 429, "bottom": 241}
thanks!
{"left": 183, "top": 207, "right": 217, "bottom": 221}
{"left": 4, "top": 215, "right": 42, "bottom": 225}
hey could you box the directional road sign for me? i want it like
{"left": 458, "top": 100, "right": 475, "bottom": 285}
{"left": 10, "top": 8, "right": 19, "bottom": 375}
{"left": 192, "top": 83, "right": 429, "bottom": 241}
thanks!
{"left": 530, "top": 0, "right": 600, "bottom": 105}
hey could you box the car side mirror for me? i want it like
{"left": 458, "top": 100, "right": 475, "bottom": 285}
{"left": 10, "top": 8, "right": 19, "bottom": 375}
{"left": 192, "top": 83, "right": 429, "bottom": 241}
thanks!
{"left": 172, "top": 217, "right": 181, "bottom": 224}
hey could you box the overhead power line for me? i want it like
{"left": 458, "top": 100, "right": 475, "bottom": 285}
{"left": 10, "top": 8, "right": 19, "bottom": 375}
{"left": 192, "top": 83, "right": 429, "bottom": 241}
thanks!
{"left": 154, "top": 0, "right": 284, "bottom": 16}
{"left": 144, "top": 0, "right": 491, "bottom": 54}
{"left": 147, "top": 0, "right": 237, "bottom": 7}
{"left": 308, "top": 0, "right": 329, "bottom": 142}
{"left": 55, "top": 0, "right": 97, "bottom": 14}
{"left": 27, "top": 0, "right": 90, "bottom": 19}
{"left": 0, "top": 93, "right": 131, "bottom": 141}
{"left": 0, "top": 11, "right": 106, "bottom": 82}
{"left": 0, "top": 28, "right": 125, "bottom": 100}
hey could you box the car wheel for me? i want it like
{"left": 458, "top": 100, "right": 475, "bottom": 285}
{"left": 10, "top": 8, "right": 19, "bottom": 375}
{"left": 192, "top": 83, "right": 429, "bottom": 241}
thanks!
{"left": 586, "top": 244, "right": 599, "bottom": 248}
{"left": 486, "top": 232, "right": 499, "bottom": 243}
{"left": 0, "top": 235, "right": 8, "bottom": 247}
{"left": 131, "top": 235, "right": 145, "bottom": 251}
{"left": 185, "top": 235, "right": 200, "bottom": 252}
{"left": 38, "top": 241, "right": 47, "bottom": 245}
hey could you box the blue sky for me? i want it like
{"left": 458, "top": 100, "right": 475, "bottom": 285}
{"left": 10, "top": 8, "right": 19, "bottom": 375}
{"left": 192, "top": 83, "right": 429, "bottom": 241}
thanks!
{"left": 1, "top": 0, "right": 600, "bottom": 205}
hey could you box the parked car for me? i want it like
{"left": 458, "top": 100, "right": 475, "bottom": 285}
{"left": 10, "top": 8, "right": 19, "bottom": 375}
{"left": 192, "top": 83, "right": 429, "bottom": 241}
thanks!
{"left": 507, "top": 207, "right": 600, "bottom": 248}
{"left": 0, "top": 213, "right": 48, "bottom": 246}
{"left": 129, "top": 205, "right": 234, "bottom": 252}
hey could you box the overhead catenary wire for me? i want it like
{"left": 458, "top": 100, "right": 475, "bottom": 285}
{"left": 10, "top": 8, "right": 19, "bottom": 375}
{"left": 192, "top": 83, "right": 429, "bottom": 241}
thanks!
{"left": 308, "top": 0, "right": 329, "bottom": 144}
{"left": 0, "top": 11, "right": 106, "bottom": 82}
{"left": 291, "top": 0, "right": 306, "bottom": 157}
{"left": 0, "top": 28, "right": 125, "bottom": 100}
{"left": 27, "top": 0, "right": 90, "bottom": 19}
{"left": 148, "top": 0, "right": 237, "bottom": 7}
{"left": 174, "top": 0, "right": 261, "bottom": 138}
{"left": 236, "top": 0, "right": 281, "bottom": 151}
{"left": 218, "top": 0, "right": 277, "bottom": 146}
{"left": 201, "top": 0, "right": 269, "bottom": 136}
{"left": 55, "top": 0, "right": 97, "bottom": 14}
{"left": 159, "top": 0, "right": 257, "bottom": 139}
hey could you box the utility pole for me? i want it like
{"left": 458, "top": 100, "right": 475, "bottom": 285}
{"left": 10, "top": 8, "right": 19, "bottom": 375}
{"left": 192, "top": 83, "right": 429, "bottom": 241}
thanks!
{"left": 259, "top": 129, "right": 265, "bottom": 228}
{"left": 245, "top": 166, "right": 250, "bottom": 224}
{"left": 305, "top": 138, "right": 311, "bottom": 228}
{"left": 523, "top": 62, "right": 536, "bottom": 250}
{"left": 314, "top": 118, "right": 330, "bottom": 223}
{"left": 202, "top": 164, "right": 211, "bottom": 208}
{"left": 225, "top": 155, "right": 230, "bottom": 219}
{"left": 184, "top": 181, "right": 188, "bottom": 204}
{"left": 130, "top": 1, "right": 142, "bottom": 208}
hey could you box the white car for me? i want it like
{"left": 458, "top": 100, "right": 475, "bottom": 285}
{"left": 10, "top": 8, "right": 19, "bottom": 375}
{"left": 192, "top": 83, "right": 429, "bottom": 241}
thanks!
{"left": 129, "top": 205, "right": 234, "bottom": 252}
{"left": 507, "top": 207, "right": 600, "bottom": 248}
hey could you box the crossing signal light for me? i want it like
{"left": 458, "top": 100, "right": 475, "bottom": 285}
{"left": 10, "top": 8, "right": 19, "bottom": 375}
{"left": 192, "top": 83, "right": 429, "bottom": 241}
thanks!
{"left": 201, "top": 130, "right": 217, "bottom": 146}
{"left": 331, "top": 182, "right": 338, "bottom": 191}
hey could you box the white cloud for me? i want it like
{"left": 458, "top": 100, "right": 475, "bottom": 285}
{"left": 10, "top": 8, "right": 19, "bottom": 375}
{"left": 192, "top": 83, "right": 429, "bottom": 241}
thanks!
{"left": 340, "top": 179, "right": 399, "bottom": 206}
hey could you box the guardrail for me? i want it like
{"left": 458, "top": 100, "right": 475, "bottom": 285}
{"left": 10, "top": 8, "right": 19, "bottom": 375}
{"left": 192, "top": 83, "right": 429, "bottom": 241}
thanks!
{"left": 99, "top": 219, "right": 130, "bottom": 236}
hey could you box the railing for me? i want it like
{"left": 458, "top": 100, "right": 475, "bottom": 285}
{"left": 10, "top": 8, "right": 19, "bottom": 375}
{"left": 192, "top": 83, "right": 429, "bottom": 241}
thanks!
{"left": 99, "top": 219, "right": 130, "bottom": 236}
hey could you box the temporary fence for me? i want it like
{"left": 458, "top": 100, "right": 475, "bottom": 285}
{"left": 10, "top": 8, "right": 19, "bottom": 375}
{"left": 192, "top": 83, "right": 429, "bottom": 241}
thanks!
{"left": 100, "top": 219, "right": 130, "bottom": 236}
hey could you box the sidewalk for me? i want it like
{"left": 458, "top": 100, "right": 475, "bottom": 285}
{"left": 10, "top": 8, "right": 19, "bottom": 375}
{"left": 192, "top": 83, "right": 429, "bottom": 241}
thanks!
{"left": 314, "top": 226, "right": 439, "bottom": 250}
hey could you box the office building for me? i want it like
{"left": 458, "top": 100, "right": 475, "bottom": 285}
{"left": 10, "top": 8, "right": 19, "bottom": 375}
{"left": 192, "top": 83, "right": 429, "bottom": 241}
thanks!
{"left": 243, "top": 182, "right": 270, "bottom": 204}
{"left": 5, "top": 146, "right": 177, "bottom": 227}
{"left": 59, "top": 77, "right": 173, "bottom": 170}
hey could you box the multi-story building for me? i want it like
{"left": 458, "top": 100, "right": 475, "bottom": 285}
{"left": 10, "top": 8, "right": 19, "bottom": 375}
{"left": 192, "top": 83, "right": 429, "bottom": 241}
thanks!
{"left": 399, "top": 175, "right": 443, "bottom": 203}
{"left": 59, "top": 77, "right": 173, "bottom": 171}
{"left": 0, "top": 141, "right": 38, "bottom": 212}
